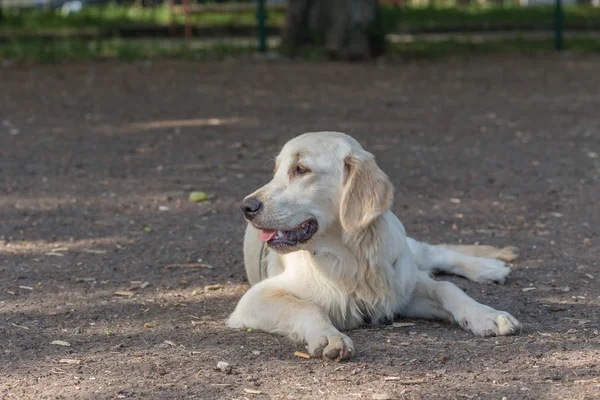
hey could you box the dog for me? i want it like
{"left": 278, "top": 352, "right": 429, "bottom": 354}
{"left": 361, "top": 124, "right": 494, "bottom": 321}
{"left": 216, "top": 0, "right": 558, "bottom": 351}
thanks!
{"left": 227, "top": 131, "right": 521, "bottom": 361}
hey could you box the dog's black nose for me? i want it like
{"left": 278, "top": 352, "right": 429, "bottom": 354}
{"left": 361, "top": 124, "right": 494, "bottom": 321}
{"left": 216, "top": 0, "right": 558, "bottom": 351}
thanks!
{"left": 241, "top": 197, "right": 262, "bottom": 220}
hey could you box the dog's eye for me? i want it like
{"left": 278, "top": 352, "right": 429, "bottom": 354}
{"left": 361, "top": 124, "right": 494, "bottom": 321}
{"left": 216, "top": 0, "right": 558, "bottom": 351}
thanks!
{"left": 295, "top": 165, "right": 311, "bottom": 176}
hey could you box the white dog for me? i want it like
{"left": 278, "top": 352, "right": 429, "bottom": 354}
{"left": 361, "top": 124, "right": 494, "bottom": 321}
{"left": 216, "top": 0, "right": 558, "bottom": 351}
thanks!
{"left": 227, "top": 131, "right": 521, "bottom": 361}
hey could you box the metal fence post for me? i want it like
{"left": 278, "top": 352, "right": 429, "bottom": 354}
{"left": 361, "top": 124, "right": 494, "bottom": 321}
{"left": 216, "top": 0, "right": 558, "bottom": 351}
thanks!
{"left": 257, "top": 0, "right": 267, "bottom": 53}
{"left": 555, "top": 0, "right": 564, "bottom": 51}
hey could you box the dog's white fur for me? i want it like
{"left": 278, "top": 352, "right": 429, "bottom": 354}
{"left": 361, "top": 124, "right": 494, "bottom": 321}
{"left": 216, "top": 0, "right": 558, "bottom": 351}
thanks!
{"left": 228, "top": 132, "right": 521, "bottom": 361}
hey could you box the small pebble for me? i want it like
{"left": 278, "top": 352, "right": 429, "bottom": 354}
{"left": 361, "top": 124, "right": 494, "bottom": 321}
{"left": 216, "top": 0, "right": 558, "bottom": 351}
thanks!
{"left": 216, "top": 361, "right": 232, "bottom": 374}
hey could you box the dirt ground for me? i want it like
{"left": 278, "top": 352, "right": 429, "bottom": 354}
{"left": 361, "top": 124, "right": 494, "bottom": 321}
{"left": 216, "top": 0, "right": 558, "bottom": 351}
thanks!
{"left": 1, "top": 55, "right": 599, "bottom": 400}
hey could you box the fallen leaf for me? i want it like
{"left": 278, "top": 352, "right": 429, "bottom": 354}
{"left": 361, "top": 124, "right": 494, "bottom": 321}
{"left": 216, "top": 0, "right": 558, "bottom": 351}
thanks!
{"left": 575, "top": 377, "right": 600, "bottom": 384}
{"left": 372, "top": 394, "right": 393, "bottom": 400}
{"left": 243, "top": 388, "right": 263, "bottom": 395}
{"left": 51, "top": 340, "right": 71, "bottom": 347}
{"left": 155, "top": 383, "right": 176, "bottom": 388}
{"left": 114, "top": 290, "right": 135, "bottom": 297}
{"left": 294, "top": 351, "right": 311, "bottom": 359}
{"left": 165, "top": 263, "right": 214, "bottom": 269}
{"left": 59, "top": 359, "right": 81, "bottom": 364}
{"left": 400, "top": 379, "right": 426, "bottom": 385}
{"left": 392, "top": 322, "right": 416, "bottom": 328}
{"left": 204, "top": 284, "right": 223, "bottom": 291}
{"left": 562, "top": 317, "right": 591, "bottom": 325}
{"left": 75, "top": 277, "right": 97, "bottom": 283}
{"left": 51, "top": 247, "right": 68, "bottom": 252}
{"left": 94, "top": 220, "right": 115, "bottom": 226}
{"left": 189, "top": 191, "right": 209, "bottom": 202}
{"left": 81, "top": 249, "right": 106, "bottom": 254}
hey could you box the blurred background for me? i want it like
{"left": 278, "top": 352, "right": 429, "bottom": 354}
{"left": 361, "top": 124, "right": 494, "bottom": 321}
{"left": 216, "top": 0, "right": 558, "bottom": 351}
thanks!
{"left": 0, "top": 0, "right": 599, "bottom": 61}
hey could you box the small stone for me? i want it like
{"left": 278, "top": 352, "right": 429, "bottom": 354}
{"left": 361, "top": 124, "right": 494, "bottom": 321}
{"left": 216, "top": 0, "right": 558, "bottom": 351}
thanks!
{"left": 216, "top": 361, "right": 232, "bottom": 374}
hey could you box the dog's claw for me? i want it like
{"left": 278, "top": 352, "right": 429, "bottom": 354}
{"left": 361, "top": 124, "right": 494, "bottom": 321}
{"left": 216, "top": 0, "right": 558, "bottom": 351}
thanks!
{"left": 308, "top": 332, "right": 354, "bottom": 361}
{"left": 461, "top": 308, "right": 521, "bottom": 337}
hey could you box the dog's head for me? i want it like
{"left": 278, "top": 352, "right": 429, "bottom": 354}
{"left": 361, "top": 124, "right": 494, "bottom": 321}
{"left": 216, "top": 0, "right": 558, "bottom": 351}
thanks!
{"left": 241, "top": 132, "right": 393, "bottom": 253}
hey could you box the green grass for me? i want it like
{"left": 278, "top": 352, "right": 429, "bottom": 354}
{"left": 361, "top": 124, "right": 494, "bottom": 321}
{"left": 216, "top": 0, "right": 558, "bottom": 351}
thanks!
{"left": 0, "top": 4, "right": 285, "bottom": 32}
{"left": 387, "top": 37, "right": 600, "bottom": 59}
{"left": 381, "top": 5, "right": 600, "bottom": 32}
{"left": 1, "top": 36, "right": 599, "bottom": 63}
{"left": 2, "top": 3, "right": 599, "bottom": 62}
{"left": 0, "top": 38, "right": 256, "bottom": 62}
{"left": 1, "top": 4, "right": 600, "bottom": 34}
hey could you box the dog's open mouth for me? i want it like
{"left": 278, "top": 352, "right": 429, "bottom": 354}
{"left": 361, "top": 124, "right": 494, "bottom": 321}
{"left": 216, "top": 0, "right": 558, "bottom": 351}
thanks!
{"left": 257, "top": 219, "right": 318, "bottom": 250}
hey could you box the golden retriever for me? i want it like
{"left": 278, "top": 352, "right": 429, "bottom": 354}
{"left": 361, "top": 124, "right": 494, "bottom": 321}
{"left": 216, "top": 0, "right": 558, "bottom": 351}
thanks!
{"left": 227, "top": 131, "right": 521, "bottom": 361}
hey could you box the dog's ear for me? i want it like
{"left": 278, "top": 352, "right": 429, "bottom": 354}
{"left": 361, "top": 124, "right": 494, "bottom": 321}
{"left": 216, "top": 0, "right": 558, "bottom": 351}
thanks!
{"left": 340, "top": 151, "right": 393, "bottom": 233}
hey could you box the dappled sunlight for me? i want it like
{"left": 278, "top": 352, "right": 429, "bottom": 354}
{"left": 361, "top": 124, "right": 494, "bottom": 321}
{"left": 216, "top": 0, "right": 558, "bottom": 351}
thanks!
{"left": 1, "top": 281, "right": 246, "bottom": 316}
{"left": 539, "top": 349, "right": 600, "bottom": 369}
{"left": 1, "top": 191, "right": 221, "bottom": 213}
{"left": 536, "top": 295, "right": 600, "bottom": 307}
{"left": 1, "top": 194, "right": 80, "bottom": 212}
{"left": 94, "top": 116, "right": 249, "bottom": 135}
{"left": 0, "top": 236, "right": 129, "bottom": 255}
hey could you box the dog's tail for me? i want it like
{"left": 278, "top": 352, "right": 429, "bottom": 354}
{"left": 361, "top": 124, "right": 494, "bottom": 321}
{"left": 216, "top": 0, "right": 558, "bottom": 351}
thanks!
{"left": 440, "top": 244, "right": 519, "bottom": 262}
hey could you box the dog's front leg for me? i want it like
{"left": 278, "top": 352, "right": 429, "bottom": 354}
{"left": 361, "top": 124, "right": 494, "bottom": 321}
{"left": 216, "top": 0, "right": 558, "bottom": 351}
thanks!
{"left": 403, "top": 272, "right": 521, "bottom": 337}
{"left": 227, "top": 280, "right": 354, "bottom": 361}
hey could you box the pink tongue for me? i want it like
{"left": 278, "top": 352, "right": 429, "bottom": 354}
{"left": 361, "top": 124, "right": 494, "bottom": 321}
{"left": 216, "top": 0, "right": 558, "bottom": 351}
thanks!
{"left": 259, "top": 230, "right": 277, "bottom": 242}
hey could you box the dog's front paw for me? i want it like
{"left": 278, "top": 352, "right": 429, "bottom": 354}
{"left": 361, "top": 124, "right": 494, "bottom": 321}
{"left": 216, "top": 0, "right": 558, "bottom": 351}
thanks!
{"left": 307, "top": 331, "right": 354, "bottom": 361}
{"left": 460, "top": 307, "right": 521, "bottom": 337}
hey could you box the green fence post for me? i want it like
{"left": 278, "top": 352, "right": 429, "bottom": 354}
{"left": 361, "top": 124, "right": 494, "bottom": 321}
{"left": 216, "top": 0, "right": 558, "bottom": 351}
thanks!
{"left": 555, "top": 0, "right": 564, "bottom": 51}
{"left": 257, "top": 0, "right": 267, "bottom": 53}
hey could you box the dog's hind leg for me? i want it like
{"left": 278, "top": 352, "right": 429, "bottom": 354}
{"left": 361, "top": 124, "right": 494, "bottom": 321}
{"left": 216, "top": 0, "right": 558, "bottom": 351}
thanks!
{"left": 406, "top": 238, "right": 515, "bottom": 284}
{"left": 439, "top": 244, "right": 518, "bottom": 262}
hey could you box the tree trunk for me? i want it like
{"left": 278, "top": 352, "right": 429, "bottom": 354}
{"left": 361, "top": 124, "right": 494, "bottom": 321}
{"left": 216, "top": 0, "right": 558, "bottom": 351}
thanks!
{"left": 282, "top": 0, "right": 385, "bottom": 60}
